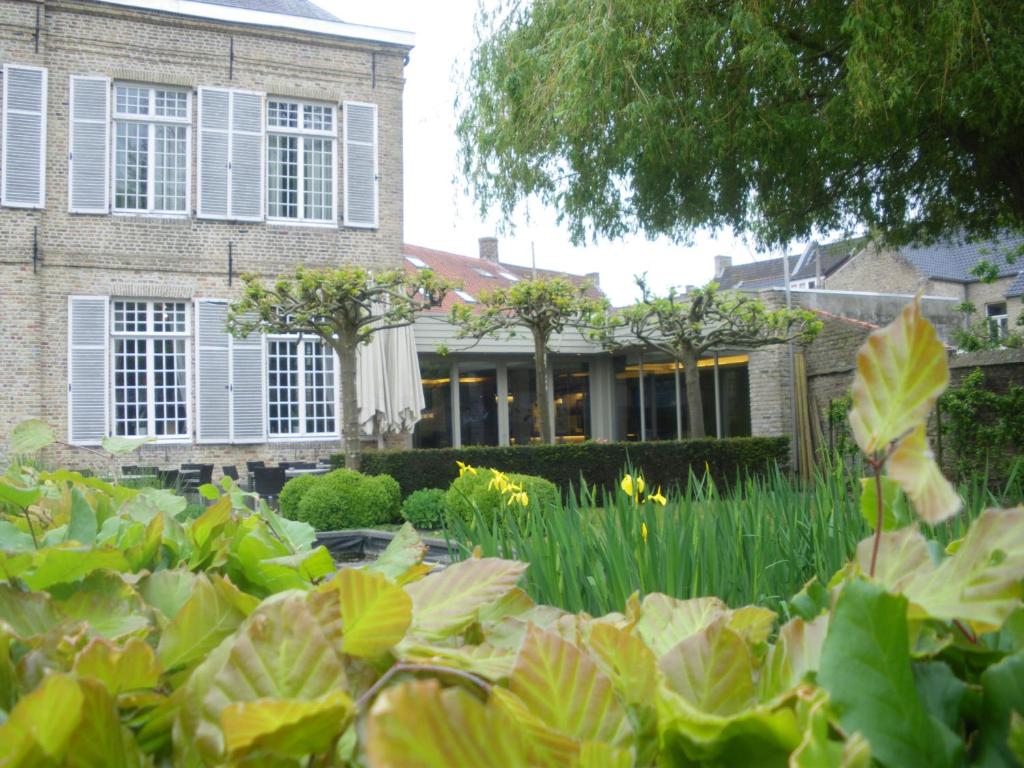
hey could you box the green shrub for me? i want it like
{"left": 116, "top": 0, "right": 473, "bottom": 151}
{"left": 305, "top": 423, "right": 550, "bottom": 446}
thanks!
{"left": 295, "top": 469, "right": 401, "bottom": 530}
{"left": 346, "top": 437, "right": 789, "bottom": 498}
{"left": 444, "top": 468, "right": 559, "bottom": 527}
{"left": 400, "top": 488, "right": 448, "bottom": 530}
{"left": 278, "top": 473, "right": 320, "bottom": 520}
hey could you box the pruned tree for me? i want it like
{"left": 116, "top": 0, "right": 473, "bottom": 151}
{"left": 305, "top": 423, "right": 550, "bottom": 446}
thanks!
{"left": 458, "top": 0, "right": 1024, "bottom": 249}
{"left": 600, "top": 277, "right": 821, "bottom": 438}
{"left": 229, "top": 266, "right": 454, "bottom": 469}
{"left": 448, "top": 276, "right": 609, "bottom": 443}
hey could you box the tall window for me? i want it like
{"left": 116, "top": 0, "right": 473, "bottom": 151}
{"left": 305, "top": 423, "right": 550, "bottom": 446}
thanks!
{"left": 267, "top": 338, "right": 337, "bottom": 437}
{"left": 987, "top": 302, "right": 1009, "bottom": 340}
{"left": 111, "top": 300, "right": 190, "bottom": 438}
{"left": 113, "top": 84, "right": 190, "bottom": 213}
{"left": 266, "top": 99, "right": 336, "bottom": 223}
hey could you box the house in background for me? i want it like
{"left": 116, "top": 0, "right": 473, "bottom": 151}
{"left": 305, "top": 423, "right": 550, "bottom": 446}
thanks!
{"left": 0, "top": 0, "right": 412, "bottom": 468}
{"left": 714, "top": 237, "right": 869, "bottom": 291}
{"left": 405, "top": 238, "right": 754, "bottom": 449}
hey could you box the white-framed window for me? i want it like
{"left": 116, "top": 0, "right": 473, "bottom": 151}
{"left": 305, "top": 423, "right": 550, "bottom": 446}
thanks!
{"left": 112, "top": 84, "right": 191, "bottom": 214}
{"left": 266, "top": 336, "right": 338, "bottom": 437}
{"left": 266, "top": 98, "right": 337, "bottom": 223}
{"left": 110, "top": 300, "right": 191, "bottom": 439}
{"left": 791, "top": 278, "right": 816, "bottom": 289}
{"left": 987, "top": 302, "right": 1009, "bottom": 340}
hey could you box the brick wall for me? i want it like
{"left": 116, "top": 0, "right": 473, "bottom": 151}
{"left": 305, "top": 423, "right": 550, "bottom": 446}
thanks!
{"left": 0, "top": 0, "right": 410, "bottom": 472}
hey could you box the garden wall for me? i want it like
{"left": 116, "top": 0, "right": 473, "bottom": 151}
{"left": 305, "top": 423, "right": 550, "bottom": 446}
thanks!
{"left": 340, "top": 437, "right": 790, "bottom": 498}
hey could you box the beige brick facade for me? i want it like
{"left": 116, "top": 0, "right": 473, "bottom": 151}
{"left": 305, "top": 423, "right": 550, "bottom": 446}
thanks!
{"left": 0, "top": 0, "right": 411, "bottom": 472}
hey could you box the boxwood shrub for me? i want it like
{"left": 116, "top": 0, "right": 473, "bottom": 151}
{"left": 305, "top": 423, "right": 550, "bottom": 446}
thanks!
{"left": 295, "top": 469, "right": 401, "bottom": 530}
{"left": 278, "top": 473, "right": 320, "bottom": 520}
{"left": 400, "top": 488, "right": 448, "bottom": 530}
{"left": 444, "top": 470, "right": 559, "bottom": 527}
{"left": 345, "top": 437, "right": 789, "bottom": 498}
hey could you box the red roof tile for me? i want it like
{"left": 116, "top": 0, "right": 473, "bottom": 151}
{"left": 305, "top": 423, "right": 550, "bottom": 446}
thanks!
{"left": 403, "top": 243, "right": 605, "bottom": 312}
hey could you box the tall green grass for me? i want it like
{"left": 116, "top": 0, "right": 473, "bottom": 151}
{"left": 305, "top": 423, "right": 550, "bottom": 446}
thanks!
{"left": 446, "top": 458, "right": 1022, "bottom": 616}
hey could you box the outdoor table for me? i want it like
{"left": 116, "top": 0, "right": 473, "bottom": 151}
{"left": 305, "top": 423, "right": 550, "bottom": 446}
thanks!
{"left": 284, "top": 467, "right": 329, "bottom": 478}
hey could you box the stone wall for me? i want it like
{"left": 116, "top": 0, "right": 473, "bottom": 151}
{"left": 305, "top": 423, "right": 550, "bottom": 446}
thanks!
{"left": 0, "top": 0, "right": 410, "bottom": 472}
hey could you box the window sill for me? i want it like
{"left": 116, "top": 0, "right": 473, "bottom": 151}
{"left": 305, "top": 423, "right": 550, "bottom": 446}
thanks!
{"left": 267, "top": 434, "right": 340, "bottom": 443}
{"left": 266, "top": 218, "right": 337, "bottom": 229}
{"left": 112, "top": 211, "right": 191, "bottom": 221}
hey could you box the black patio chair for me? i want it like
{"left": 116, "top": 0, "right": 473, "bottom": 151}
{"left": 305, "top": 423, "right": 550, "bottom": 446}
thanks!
{"left": 251, "top": 466, "right": 287, "bottom": 505}
{"left": 181, "top": 463, "right": 214, "bottom": 492}
{"left": 222, "top": 465, "right": 240, "bottom": 482}
{"left": 245, "top": 460, "right": 266, "bottom": 474}
{"left": 156, "top": 468, "right": 180, "bottom": 490}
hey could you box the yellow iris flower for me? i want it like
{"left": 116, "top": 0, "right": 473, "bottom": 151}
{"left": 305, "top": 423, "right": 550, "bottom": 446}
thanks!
{"left": 646, "top": 487, "right": 667, "bottom": 506}
{"left": 641, "top": 521, "right": 649, "bottom": 543}
{"left": 620, "top": 474, "right": 645, "bottom": 499}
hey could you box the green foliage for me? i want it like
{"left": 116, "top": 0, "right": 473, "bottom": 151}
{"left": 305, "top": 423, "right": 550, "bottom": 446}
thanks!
{"left": 952, "top": 305, "right": 1024, "bottom": 351}
{"left": 940, "top": 368, "right": 1024, "bottom": 480}
{"left": 350, "top": 436, "right": 790, "bottom": 498}
{"left": 444, "top": 468, "right": 559, "bottom": 528}
{"left": 296, "top": 469, "right": 402, "bottom": 531}
{"left": 400, "top": 488, "right": 448, "bottom": 530}
{"left": 458, "top": 0, "right": 1024, "bottom": 248}
{"left": 279, "top": 473, "right": 320, "bottom": 520}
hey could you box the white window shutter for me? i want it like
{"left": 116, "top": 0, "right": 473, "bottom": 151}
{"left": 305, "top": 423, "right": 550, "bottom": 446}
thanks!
{"left": 68, "top": 296, "right": 109, "bottom": 445}
{"left": 195, "top": 300, "right": 231, "bottom": 443}
{"left": 343, "top": 101, "right": 377, "bottom": 228}
{"left": 2, "top": 64, "right": 47, "bottom": 209}
{"left": 231, "top": 321, "right": 266, "bottom": 443}
{"left": 197, "top": 87, "right": 229, "bottom": 219}
{"left": 68, "top": 76, "right": 110, "bottom": 214}
{"left": 229, "top": 91, "right": 264, "bottom": 221}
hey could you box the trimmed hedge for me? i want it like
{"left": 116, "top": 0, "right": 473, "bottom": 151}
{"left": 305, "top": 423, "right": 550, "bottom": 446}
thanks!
{"left": 344, "top": 437, "right": 789, "bottom": 498}
{"left": 400, "top": 488, "right": 448, "bottom": 530}
{"left": 295, "top": 469, "right": 402, "bottom": 530}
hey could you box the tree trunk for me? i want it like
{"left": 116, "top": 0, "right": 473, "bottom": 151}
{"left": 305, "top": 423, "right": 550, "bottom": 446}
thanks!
{"left": 337, "top": 334, "right": 361, "bottom": 470}
{"left": 533, "top": 330, "right": 554, "bottom": 444}
{"left": 683, "top": 346, "right": 705, "bottom": 439}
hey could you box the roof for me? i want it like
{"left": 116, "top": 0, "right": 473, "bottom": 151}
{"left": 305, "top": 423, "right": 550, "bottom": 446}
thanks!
{"left": 91, "top": 0, "right": 414, "bottom": 47}
{"left": 899, "top": 233, "right": 1024, "bottom": 286}
{"left": 403, "top": 244, "right": 605, "bottom": 313}
{"left": 197, "top": 0, "right": 340, "bottom": 22}
{"left": 716, "top": 236, "right": 867, "bottom": 290}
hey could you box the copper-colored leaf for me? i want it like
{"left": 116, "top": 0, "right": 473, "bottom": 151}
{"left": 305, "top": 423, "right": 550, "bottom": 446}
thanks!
{"left": 887, "top": 425, "right": 962, "bottom": 524}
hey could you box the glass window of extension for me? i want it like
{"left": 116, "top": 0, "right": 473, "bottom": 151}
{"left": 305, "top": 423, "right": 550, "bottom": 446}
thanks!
{"left": 266, "top": 337, "right": 337, "bottom": 437}
{"left": 111, "top": 300, "right": 190, "bottom": 438}
{"left": 113, "top": 84, "right": 190, "bottom": 214}
{"left": 266, "top": 99, "right": 336, "bottom": 223}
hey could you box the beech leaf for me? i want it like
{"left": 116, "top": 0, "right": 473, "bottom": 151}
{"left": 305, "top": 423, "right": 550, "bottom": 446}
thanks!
{"left": 334, "top": 567, "right": 412, "bottom": 657}
{"left": 886, "top": 424, "right": 962, "bottom": 524}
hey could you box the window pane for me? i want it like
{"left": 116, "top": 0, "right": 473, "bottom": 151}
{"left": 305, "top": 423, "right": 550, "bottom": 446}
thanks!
{"left": 113, "top": 300, "right": 147, "bottom": 334}
{"left": 154, "top": 89, "right": 187, "bottom": 118}
{"left": 303, "top": 137, "right": 334, "bottom": 221}
{"left": 114, "top": 338, "right": 148, "bottom": 436}
{"left": 459, "top": 367, "right": 498, "bottom": 446}
{"left": 507, "top": 363, "right": 538, "bottom": 445}
{"left": 114, "top": 121, "right": 149, "bottom": 210}
{"left": 152, "top": 302, "right": 186, "bottom": 333}
{"left": 115, "top": 85, "right": 149, "bottom": 116}
{"left": 268, "top": 340, "right": 300, "bottom": 434}
{"left": 413, "top": 360, "right": 452, "bottom": 449}
{"left": 304, "top": 341, "right": 335, "bottom": 434}
{"left": 554, "top": 361, "right": 590, "bottom": 442}
{"left": 154, "top": 124, "right": 187, "bottom": 212}
{"left": 267, "top": 134, "right": 299, "bottom": 218}
{"left": 302, "top": 104, "right": 333, "bottom": 132}
{"left": 267, "top": 100, "right": 299, "bottom": 128}
{"left": 153, "top": 338, "right": 188, "bottom": 436}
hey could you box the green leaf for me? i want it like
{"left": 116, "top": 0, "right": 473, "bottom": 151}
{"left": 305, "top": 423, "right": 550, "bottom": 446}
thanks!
{"left": 9, "top": 419, "right": 55, "bottom": 454}
{"left": 22, "top": 546, "right": 130, "bottom": 590}
{"left": 157, "top": 573, "right": 258, "bottom": 672}
{"left": 790, "top": 692, "right": 871, "bottom": 768}
{"left": 886, "top": 424, "right": 961, "bottom": 524}
{"left": 65, "top": 489, "right": 98, "bottom": 545}
{"left": 102, "top": 435, "right": 154, "bottom": 456}
{"left": 0, "top": 672, "right": 83, "bottom": 764}
{"left": 54, "top": 572, "right": 152, "bottom": 639}
{"left": 0, "top": 520, "right": 37, "bottom": 552}
{"left": 635, "top": 593, "right": 728, "bottom": 658}
{"left": 137, "top": 569, "right": 197, "bottom": 621}
{"left": 0, "top": 478, "right": 41, "bottom": 510}
{"left": 789, "top": 577, "right": 832, "bottom": 621}
{"left": 333, "top": 567, "right": 412, "bottom": 658}
{"left": 976, "top": 652, "right": 1024, "bottom": 767}
{"left": 658, "top": 616, "right": 757, "bottom": 716}
{"left": 198, "top": 483, "right": 220, "bottom": 500}
{"left": 405, "top": 556, "right": 527, "bottom": 640}
{"left": 0, "top": 583, "right": 62, "bottom": 639}
{"left": 759, "top": 614, "right": 829, "bottom": 702}
{"left": 366, "top": 679, "right": 531, "bottom": 768}
{"left": 221, "top": 689, "right": 353, "bottom": 760}
{"left": 586, "top": 622, "right": 658, "bottom": 705}
{"left": 73, "top": 637, "right": 162, "bottom": 695}
{"left": 367, "top": 522, "right": 427, "bottom": 582}
{"left": 510, "top": 624, "right": 631, "bottom": 745}
{"left": 818, "top": 580, "right": 961, "bottom": 768}
{"left": 859, "top": 476, "right": 912, "bottom": 532}
{"left": 848, "top": 296, "right": 949, "bottom": 455}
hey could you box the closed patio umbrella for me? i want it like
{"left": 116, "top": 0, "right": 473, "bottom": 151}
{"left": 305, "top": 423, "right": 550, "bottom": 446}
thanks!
{"left": 356, "top": 306, "right": 389, "bottom": 437}
{"left": 382, "top": 321, "right": 426, "bottom": 434}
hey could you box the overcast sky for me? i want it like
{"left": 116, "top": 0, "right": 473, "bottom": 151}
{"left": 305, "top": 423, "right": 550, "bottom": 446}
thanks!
{"left": 318, "top": 0, "right": 790, "bottom": 305}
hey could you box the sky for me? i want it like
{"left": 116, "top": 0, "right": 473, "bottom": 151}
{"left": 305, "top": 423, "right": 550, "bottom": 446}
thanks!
{"left": 319, "top": 0, "right": 793, "bottom": 306}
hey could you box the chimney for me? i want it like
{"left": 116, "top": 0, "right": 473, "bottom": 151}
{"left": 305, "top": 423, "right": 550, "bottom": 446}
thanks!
{"left": 478, "top": 236, "right": 499, "bottom": 264}
{"left": 714, "top": 254, "right": 732, "bottom": 278}
{"left": 585, "top": 271, "right": 600, "bottom": 287}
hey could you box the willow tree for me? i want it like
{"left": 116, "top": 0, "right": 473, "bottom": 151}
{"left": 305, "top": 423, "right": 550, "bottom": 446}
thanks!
{"left": 230, "top": 266, "right": 453, "bottom": 469}
{"left": 448, "top": 276, "right": 608, "bottom": 443}
{"left": 458, "top": 1, "right": 1024, "bottom": 249}
{"left": 603, "top": 278, "right": 821, "bottom": 438}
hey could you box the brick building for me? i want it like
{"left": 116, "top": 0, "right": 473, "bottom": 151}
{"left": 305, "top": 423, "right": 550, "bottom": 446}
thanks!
{"left": 0, "top": 0, "right": 412, "bottom": 468}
